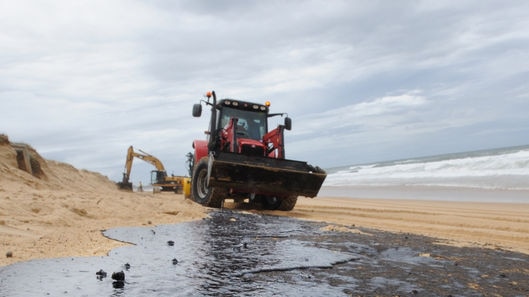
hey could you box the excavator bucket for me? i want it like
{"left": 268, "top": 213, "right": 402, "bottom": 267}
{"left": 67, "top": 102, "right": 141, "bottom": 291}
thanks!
{"left": 208, "top": 152, "right": 326, "bottom": 198}
{"left": 117, "top": 181, "right": 133, "bottom": 191}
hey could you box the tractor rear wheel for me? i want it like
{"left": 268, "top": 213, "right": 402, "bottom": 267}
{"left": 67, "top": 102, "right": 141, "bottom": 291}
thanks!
{"left": 277, "top": 195, "right": 298, "bottom": 211}
{"left": 191, "top": 158, "right": 224, "bottom": 208}
{"left": 262, "top": 195, "right": 298, "bottom": 211}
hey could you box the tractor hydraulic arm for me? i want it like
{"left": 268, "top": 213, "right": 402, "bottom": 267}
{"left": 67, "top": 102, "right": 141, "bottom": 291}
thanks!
{"left": 263, "top": 125, "right": 286, "bottom": 159}
{"left": 220, "top": 117, "right": 239, "bottom": 153}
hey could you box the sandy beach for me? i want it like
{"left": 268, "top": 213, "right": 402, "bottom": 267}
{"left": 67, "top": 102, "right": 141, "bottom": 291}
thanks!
{"left": 281, "top": 196, "right": 529, "bottom": 254}
{"left": 2, "top": 139, "right": 529, "bottom": 267}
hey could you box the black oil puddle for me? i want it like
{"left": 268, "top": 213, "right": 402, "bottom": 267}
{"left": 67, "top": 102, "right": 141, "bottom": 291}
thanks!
{"left": 1, "top": 210, "right": 529, "bottom": 296}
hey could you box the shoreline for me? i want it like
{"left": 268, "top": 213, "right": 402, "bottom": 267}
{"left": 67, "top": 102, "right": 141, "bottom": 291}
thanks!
{"left": 318, "top": 185, "right": 529, "bottom": 203}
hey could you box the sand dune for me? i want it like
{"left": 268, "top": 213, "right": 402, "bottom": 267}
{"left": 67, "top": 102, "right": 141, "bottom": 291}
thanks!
{"left": 0, "top": 137, "right": 206, "bottom": 266}
{"left": 2, "top": 135, "right": 529, "bottom": 267}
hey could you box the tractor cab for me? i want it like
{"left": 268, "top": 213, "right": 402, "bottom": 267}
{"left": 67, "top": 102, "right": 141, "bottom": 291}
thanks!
{"left": 217, "top": 100, "right": 268, "bottom": 141}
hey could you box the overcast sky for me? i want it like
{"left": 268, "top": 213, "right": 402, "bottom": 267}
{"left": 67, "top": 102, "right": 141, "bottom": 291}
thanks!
{"left": 2, "top": 1, "right": 529, "bottom": 184}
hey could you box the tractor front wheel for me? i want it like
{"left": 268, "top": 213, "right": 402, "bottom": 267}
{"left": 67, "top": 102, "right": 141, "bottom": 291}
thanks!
{"left": 191, "top": 158, "right": 224, "bottom": 208}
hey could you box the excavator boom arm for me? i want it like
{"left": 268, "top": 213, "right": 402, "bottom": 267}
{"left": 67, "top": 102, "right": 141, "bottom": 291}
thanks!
{"left": 133, "top": 149, "right": 166, "bottom": 171}
{"left": 123, "top": 146, "right": 134, "bottom": 182}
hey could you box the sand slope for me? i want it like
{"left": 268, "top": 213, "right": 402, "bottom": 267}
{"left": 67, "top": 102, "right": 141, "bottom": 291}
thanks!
{"left": 2, "top": 135, "right": 529, "bottom": 267}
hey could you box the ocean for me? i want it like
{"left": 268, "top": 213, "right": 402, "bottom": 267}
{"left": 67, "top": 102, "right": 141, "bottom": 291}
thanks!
{"left": 320, "top": 145, "right": 529, "bottom": 203}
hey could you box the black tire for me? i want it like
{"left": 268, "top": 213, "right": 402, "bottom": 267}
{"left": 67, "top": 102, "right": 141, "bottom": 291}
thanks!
{"left": 262, "top": 196, "right": 280, "bottom": 210}
{"left": 277, "top": 195, "right": 298, "bottom": 211}
{"left": 191, "top": 158, "right": 224, "bottom": 208}
{"left": 262, "top": 195, "right": 298, "bottom": 211}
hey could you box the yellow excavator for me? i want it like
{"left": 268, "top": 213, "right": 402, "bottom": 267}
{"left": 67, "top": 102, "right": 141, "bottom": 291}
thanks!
{"left": 117, "top": 145, "right": 187, "bottom": 193}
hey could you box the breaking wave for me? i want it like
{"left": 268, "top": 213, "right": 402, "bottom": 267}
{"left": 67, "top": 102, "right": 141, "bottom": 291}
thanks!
{"left": 324, "top": 145, "right": 529, "bottom": 190}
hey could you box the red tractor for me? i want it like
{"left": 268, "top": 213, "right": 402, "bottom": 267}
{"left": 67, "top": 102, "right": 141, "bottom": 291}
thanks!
{"left": 190, "top": 91, "right": 326, "bottom": 211}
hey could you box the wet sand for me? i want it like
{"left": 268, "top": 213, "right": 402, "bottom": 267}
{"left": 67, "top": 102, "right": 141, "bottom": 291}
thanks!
{"left": 3, "top": 188, "right": 529, "bottom": 267}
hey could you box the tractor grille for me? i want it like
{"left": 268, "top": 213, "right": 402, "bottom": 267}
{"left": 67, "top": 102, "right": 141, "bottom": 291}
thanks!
{"left": 240, "top": 144, "right": 265, "bottom": 157}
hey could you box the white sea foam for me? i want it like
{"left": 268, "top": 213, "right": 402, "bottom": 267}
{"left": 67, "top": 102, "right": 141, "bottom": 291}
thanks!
{"left": 324, "top": 146, "right": 529, "bottom": 190}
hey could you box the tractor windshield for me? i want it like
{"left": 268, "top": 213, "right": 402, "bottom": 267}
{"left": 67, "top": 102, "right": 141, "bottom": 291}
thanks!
{"left": 219, "top": 107, "right": 267, "bottom": 140}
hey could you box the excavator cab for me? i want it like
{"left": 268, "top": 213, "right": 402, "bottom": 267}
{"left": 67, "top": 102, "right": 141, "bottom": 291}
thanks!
{"left": 151, "top": 170, "right": 166, "bottom": 185}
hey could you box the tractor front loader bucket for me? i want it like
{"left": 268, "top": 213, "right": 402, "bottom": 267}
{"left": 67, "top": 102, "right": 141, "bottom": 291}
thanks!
{"left": 208, "top": 152, "right": 326, "bottom": 198}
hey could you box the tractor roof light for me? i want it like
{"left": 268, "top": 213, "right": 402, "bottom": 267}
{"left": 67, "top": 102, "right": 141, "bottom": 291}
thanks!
{"left": 265, "top": 101, "right": 271, "bottom": 107}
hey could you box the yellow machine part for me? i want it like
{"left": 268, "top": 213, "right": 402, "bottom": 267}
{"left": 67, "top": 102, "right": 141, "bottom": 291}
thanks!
{"left": 182, "top": 177, "right": 191, "bottom": 198}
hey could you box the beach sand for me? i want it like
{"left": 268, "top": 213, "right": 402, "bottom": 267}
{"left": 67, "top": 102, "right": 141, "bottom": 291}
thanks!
{"left": 2, "top": 139, "right": 529, "bottom": 267}
{"left": 281, "top": 196, "right": 529, "bottom": 254}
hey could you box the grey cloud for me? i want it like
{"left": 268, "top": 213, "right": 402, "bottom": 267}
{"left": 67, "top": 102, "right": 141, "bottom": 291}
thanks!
{"left": 1, "top": 1, "right": 529, "bottom": 182}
